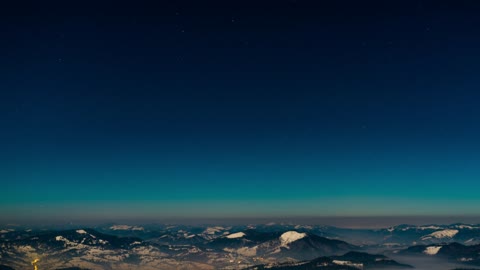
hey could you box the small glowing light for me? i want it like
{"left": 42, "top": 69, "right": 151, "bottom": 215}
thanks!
{"left": 31, "top": 258, "right": 40, "bottom": 270}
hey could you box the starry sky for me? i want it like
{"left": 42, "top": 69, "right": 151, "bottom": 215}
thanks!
{"left": 2, "top": 1, "right": 480, "bottom": 224}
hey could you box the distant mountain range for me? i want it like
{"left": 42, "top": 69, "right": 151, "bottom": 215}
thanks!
{"left": 1, "top": 223, "right": 480, "bottom": 269}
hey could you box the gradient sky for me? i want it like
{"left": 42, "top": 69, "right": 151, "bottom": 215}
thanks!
{"left": 2, "top": 1, "right": 480, "bottom": 223}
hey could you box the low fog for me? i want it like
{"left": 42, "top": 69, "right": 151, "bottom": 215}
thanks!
{"left": 389, "top": 254, "right": 476, "bottom": 270}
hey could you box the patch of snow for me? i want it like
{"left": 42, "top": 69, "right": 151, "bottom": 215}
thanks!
{"left": 333, "top": 260, "right": 363, "bottom": 268}
{"left": 424, "top": 246, "right": 442, "bottom": 255}
{"left": 226, "top": 232, "right": 246, "bottom": 239}
{"left": 98, "top": 239, "right": 108, "bottom": 245}
{"left": 382, "top": 243, "right": 401, "bottom": 247}
{"left": 421, "top": 229, "right": 458, "bottom": 240}
{"left": 76, "top": 229, "right": 87, "bottom": 234}
{"left": 188, "top": 246, "right": 201, "bottom": 253}
{"left": 455, "top": 224, "right": 477, "bottom": 230}
{"left": 56, "top": 236, "right": 66, "bottom": 241}
{"left": 55, "top": 235, "right": 91, "bottom": 250}
{"left": 294, "top": 225, "right": 313, "bottom": 230}
{"left": 15, "top": 245, "right": 36, "bottom": 253}
{"left": 203, "top": 226, "right": 225, "bottom": 234}
{"left": 419, "top": 226, "right": 442, "bottom": 230}
{"left": 109, "top": 225, "right": 144, "bottom": 231}
{"left": 133, "top": 245, "right": 168, "bottom": 258}
{"left": 236, "top": 246, "right": 258, "bottom": 256}
{"left": 271, "top": 247, "right": 282, "bottom": 254}
{"left": 280, "top": 231, "right": 306, "bottom": 247}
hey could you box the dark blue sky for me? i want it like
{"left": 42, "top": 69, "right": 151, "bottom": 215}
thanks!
{"left": 2, "top": 1, "right": 480, "bottom": 223}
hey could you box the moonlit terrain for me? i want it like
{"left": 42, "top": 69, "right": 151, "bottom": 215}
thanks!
{"left": 2, "top": 222, "right": 480, "bottom": 270}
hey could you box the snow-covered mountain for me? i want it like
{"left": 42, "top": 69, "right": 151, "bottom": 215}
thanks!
{"left": 216, "top": 230, "right": 357, "bottom": 261}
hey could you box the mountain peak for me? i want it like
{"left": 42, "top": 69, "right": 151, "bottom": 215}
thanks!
{"left": 280, "top": 231, "right": 307, "bottom": 246}
{"left": 226, "top": 232, "right": 246, "bottom": 239}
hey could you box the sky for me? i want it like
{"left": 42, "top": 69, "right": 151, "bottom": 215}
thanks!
{"left": 2, "top": 1, "right": 480, "bottom": 224}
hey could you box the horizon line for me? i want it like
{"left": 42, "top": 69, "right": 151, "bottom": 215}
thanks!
{"left": 3, "top": 214, "right": 480, "bottom": 229}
